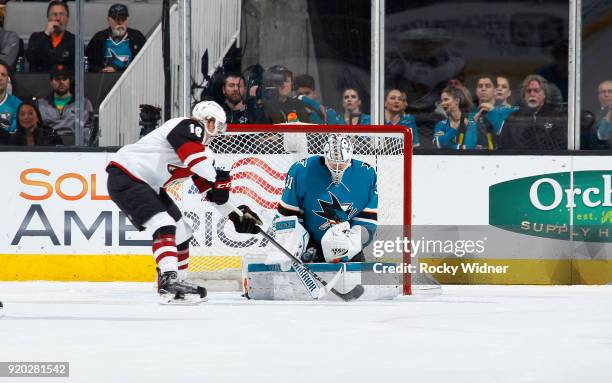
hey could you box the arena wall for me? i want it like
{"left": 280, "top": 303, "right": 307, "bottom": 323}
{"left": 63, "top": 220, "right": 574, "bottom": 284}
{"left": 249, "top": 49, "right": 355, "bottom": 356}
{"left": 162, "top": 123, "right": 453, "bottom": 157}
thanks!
{"left": 1, "top": 152, "right": 610, "bottom": 284}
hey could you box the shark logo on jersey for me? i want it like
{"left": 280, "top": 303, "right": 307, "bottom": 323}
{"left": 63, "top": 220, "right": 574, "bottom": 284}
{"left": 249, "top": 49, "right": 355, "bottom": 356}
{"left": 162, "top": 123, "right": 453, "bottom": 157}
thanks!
{"left": 314, "top": 192, "right": 356, "bottom": 230}
{"left": 109, "top": 49, "right": 129, "bottom": 64}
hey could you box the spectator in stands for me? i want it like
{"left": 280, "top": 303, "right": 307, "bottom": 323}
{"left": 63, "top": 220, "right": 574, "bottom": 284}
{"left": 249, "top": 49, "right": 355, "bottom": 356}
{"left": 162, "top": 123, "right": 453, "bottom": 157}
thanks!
{"left": 260, "top": 65, "right": 311, "bottom": 124}
{"left": 433, "top": 86, "right": 477, "bottom": 149}
{"left": 85, "top": 4, "right": 146, "bottom": 73}
{"left": 384, "top": 88, "right": 420, "bottom": 147}
{"left": 220, "top": 72, "right": 264, "bottom": 124}
{"left": 494, "top": 76, "right": 515, "bottom": 110}
{"left": 446, "top": 77, "right": 464, "bottom": 89}
{"left": 327, "top": 88, "right": 370, "bottom": 125}
{"left": 470, "top": 74, "right": 498, "bottom": 149}
{"left": 26, "top": 1, "right": 75, "bottom": 73}
{"left": 497, "top": 74, "right": 567, "bottom": 150}
{"left": 0, "top": 60, "right": 21, "bottom": 144}
{"left": 9, "top": 100, "right": 61, "bottom": 146}
{"left": 595, "top": 80, "right": 612, "bottom": 148}
{"left": 470, "top": 75, "right": 519, "bottom": 149}
{"left": 0, "top": 5, "right": 20, "bottom": 70}
{"left": 294, "top": 74, "right": 326, "bottom": 124}
{"left": 294, "top": 74, "right": 315, "bottom": 99}
{"left": 490, "top": 76, "right": 518, "bottom": 132}
{"left": 38, "top": 64, "right": 93, "bottom": 145}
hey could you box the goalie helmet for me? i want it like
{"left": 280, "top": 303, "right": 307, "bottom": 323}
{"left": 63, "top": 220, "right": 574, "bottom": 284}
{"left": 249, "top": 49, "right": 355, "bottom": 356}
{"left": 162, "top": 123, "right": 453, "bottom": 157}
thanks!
{"left": 191, "top": 101, "right": 227, "bottom": 144}
{"left": 323, "top": 134, "right": 353, "bottom": 184}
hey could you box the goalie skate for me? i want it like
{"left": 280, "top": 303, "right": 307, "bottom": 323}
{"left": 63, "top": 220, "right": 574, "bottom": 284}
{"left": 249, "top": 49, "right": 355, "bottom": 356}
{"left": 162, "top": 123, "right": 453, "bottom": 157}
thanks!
{"left": 158, "top": 270, "right": 207, "bottom": 305}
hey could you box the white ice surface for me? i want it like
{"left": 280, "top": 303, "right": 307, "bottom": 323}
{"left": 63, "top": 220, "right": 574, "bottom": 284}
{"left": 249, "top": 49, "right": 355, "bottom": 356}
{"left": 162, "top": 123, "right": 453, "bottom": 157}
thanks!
{"left": 1, "top": 283, "right": 611, "bottom": 383}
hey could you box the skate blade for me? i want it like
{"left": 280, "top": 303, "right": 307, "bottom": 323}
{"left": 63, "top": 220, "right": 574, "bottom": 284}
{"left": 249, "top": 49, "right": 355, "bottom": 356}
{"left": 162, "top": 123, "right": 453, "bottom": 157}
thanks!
{"left": 159, "top": 293, "right": 208, "bottom": 305}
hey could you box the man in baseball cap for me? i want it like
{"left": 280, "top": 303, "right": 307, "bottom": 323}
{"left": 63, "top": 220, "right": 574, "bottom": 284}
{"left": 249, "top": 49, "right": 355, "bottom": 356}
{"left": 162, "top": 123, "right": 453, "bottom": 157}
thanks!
{"left": 85, "top": 3, "right": 147, "bottom": 73}
{"left": 38, "top": 63, "right": 94, "bottom": 145}
{"left": 49, "top": 63, "right": 71, "bottom": 80}
{"left": 108, "top": 3, "right": 129, "bottom": 20}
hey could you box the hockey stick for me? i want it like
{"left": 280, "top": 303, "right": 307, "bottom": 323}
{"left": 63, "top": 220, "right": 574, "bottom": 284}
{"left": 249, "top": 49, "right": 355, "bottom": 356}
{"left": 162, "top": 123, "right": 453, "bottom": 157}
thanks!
{"left": 258, "top": 227, "right": 344, "bottom": 300}
{"left": 213, "top": 202, "right": 322, "bottom": 299}
{"left": 229, "top": 203, "right": 364, "bottom": 301}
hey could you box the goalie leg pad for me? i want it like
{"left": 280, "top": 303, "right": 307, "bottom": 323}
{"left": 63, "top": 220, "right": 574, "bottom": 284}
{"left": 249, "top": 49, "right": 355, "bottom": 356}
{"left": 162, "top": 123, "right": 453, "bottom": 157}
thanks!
{"left": 321, "top": 222, "right": 363, "bottom": 263}
{"left": 266, "top": 215, "right": 310, "bottom": 270}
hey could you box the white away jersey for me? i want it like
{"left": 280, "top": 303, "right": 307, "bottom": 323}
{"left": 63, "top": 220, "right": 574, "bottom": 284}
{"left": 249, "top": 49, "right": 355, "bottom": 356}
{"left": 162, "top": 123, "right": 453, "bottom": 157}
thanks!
{"left": 108, "top": 117, "right": 216, "bottom": 191}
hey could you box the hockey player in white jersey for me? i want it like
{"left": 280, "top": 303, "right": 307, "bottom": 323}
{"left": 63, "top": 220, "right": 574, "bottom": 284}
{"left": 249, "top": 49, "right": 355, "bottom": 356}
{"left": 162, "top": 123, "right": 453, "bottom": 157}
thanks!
{"left": 106, "top": 101, "right": 260, "bottom": 304}
{"left": 234, "top": 134, "right": 378, "bottom": 269}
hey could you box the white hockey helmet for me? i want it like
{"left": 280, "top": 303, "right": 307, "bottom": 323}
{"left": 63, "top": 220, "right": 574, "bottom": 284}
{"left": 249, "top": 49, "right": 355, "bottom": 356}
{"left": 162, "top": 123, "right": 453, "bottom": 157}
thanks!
{"left": 323, "top": 134, "right": 353, "bottom": 184}
{"left": 191, "top": 101, "right": 227, "bottom": 144}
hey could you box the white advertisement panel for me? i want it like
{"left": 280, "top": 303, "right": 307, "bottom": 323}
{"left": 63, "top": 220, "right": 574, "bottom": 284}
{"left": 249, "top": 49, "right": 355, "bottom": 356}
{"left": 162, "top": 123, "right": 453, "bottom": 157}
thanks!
{"left": 412, "top": 155, "right": 572, "bottom": 225}
{"left": 0, "top": 152, "right": 149, "bottom": 255}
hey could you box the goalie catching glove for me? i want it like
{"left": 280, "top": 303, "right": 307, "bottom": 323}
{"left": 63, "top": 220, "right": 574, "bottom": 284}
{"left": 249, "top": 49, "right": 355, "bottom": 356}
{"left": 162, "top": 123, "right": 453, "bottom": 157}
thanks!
{"left": 228, "top": 205, "right": 263, "bottom": 234}
{"left": 321, "top": 221, "right": 363, "bottom": 263}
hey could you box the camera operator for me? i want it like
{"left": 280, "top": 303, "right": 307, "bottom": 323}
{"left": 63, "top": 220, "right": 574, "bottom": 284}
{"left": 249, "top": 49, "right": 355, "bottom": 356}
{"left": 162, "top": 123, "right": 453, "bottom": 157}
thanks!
{"left": 220, "top": 72, "right": 264, "bottom": 124}
{"left": 260, "top": 65, "right": 311, "bottom": 124}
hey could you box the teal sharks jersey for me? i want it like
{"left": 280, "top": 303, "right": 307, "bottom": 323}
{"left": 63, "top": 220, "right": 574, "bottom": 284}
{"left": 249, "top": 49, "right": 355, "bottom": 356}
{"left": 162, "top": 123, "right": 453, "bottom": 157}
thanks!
{"left": 0, "top": 93, "right": 21, "bottom": 133}
{"left": 104, "top": 37, "right": 132, "bottom": 70}
{"left": 277, "top": 156, "right": 378, "bottom": 245}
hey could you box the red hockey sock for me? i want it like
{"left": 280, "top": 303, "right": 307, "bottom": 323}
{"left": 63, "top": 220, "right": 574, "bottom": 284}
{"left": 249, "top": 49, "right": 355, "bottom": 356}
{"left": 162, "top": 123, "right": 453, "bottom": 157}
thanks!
{"left": 153, "top": 234, "right": 178, "bottom": 271}
{"left": 177, "top": 241, "right": 189, "bottom": 273}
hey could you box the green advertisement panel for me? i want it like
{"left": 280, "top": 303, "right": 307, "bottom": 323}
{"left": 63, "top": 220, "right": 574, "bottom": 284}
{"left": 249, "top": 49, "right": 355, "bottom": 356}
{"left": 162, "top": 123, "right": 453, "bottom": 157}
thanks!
{"left": 490, "top": 171, "right": 612, "bottom": 242}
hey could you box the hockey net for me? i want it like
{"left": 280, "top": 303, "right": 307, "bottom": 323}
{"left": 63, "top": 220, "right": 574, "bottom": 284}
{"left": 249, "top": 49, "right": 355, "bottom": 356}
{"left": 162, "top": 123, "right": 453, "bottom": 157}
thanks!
{"left": 166, "top": 124, "right": 437, "bottom": 295}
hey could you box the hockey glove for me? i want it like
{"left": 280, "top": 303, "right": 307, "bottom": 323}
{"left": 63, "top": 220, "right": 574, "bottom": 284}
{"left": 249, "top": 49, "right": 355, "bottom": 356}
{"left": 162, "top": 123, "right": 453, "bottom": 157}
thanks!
{"left": 229, "top": 205, "right": 262, "bottom": 234}
{"left": 321, "top": 222, "right": 363, "bottom": 263}
{"left": 191, "top": 174, "right": 211, "bottom": 193}
{"left": 205, "top": 169, "right": 232, "bottom": 205}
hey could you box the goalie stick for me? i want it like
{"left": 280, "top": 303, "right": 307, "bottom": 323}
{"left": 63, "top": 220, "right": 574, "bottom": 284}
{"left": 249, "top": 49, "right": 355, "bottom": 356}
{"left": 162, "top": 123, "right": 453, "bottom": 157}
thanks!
{"left": 229, "top": 203, "right": 365, "bottom": 301}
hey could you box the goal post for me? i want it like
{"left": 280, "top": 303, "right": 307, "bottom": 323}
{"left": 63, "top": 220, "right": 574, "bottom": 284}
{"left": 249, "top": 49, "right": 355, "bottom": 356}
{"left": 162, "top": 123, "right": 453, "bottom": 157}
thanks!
{"left": 166, "top": 124, "right": 416, "bottom": 295}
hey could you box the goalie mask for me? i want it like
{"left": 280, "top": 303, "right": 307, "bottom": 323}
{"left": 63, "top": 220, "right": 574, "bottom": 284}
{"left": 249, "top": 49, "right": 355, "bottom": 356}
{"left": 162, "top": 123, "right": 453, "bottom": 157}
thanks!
{"left": 323, "top": 134, "right": 353, "bottom": 184}
{"left": 191, "top": 101, "right": 227, "bottom": 145}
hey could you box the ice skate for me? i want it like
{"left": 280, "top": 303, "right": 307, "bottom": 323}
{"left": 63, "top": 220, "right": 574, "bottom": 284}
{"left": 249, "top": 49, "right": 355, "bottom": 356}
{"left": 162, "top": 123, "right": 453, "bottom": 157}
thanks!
{"left": 158, "top": 270, "right": 207, "bottom": 305}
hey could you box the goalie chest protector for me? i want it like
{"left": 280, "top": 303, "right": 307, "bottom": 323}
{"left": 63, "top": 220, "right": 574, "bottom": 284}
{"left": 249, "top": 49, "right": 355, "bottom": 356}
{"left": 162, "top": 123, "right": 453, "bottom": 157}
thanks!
{"left": 280, "top": 156, "right": 378, "bottom": 243}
